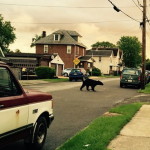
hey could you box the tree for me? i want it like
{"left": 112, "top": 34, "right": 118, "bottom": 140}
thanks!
{"left": 91, "top": 41, "right": 116, "bottom": 48}
{"left": 0, "top": 15, "right": 16, "bottom": 54}
{"left": 146, "top": 59, "right": 150, "bottom": 70}
{"left": 117, "top": 36, "right": 142, "bottom": 68}
{"left": 10, "top": 49, "right": 22, "bottom": 53}
{"left": 30, "top": 34, "right": 42, "bottom": 47}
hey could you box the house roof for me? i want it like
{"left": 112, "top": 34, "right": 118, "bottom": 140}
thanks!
{"left": 54, "top": 30, "right": 81, "bottom": 37}
{"left": 92, "top": 48, "right": 120, "bottom": 56}
{"left": 5, "top": 53, "right": 54, "bottom": 58}
{"left": 79, "top": 56, "right": 92, "bottom": 61}
{"left": 86, "top": 50, "right": 113, "bottom": 57}
{"left": 35, "top": 30, "right": 86, "bottom": 48}
{"left": 79, "top": 56, "right": 95, "bottom": 63}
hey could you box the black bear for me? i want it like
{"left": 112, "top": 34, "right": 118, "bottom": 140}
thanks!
{"left": 80, "top": 79, "right": 104, "bottom": 91}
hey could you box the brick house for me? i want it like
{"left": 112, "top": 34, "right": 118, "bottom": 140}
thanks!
{"left": 35, "top": 30, "right": 86, "bottom": 69}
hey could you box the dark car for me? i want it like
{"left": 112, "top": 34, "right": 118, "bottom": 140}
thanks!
{"left": 69, "top": 68, "right": 88, "bottom": 81}
{"left": 146, "top": 70, "right": 150, "bottom": 83}
{"left": 120, "top": 68, "right": 142, "bottom": 88}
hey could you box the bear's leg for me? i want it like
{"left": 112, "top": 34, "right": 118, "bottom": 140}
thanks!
{"left": 80, "top": 83, "right": 85, "bottom": 91}
{"left": 92, "top": 85, "right": 96, "bottom": 92}
{"left": 86, "top": 85, "right": 90, "bottom": 91}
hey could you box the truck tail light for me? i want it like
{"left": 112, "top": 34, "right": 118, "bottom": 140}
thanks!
{"left": 120, "top": 75, "right": 122, "bottom": 79}
{"left": 138, "top": 76, "right": 140, "bottom": 81}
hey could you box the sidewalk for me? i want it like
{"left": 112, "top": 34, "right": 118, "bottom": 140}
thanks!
{"left": 19, "top": 80, "right": 49, "bottom": 86}
{"left": 108, "top": 94, "right": 150, "bottom": 150}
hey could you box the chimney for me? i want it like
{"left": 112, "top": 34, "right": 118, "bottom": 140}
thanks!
{"left": 42, "top": 31, "right": 46, "bottom": 38}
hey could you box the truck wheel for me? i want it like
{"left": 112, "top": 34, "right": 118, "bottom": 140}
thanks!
{"left": 120, "top": 83, "right": 123, "bottom": 88}
{"left": 24, "top": 116, "right": 47, "bottom": 150}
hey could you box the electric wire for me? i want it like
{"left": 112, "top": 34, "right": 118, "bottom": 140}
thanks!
{"left": 0, "top": 2, "right": 126, "bottom": 8}
{"left": 10, "top": 19, "right": 138, "bottom": 25}
{"left": 131, "top": 0, "right": 143, "bottom": 12}
{"left": 108, "top": 0, "right": 140, "bottom": 23}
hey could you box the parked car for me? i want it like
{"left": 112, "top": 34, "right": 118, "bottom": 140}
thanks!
{"left": 62, "top": 68, "right": 74, "bottom": 77}
{"left": 0, "top": 62, "right": 54, "bottom": 150}
{"left": 145, "top": 70, "right": 150, "bottom": 83}
{"left": 120, "top": 68, "right": 142, "bottom": 88}
{"left": 69, "top": 68, "right": 88, "bottom": 81}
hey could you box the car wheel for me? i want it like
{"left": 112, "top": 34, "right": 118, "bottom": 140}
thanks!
{"left": 137, "top": 84, "right": 141, "bottom": 89}
{"left": 64, "top": 73, "right": 68, "bottom": 77}
{"left": 69, "top": 78, "right": 72, "bottom": 81}
{"left": 120, "top": 83, "right": 123, "bottom": 88}
{"left": 24, "top": 116, "right": 47, "bottom": 150}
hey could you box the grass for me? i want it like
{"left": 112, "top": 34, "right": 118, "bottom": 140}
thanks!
{"left": 100, "top": 75, "right": 120, "bottom": 78}
{"left": 139, "top": 83, "right": 150, "bottom": 94}
{"left": 42, "top": 78, "right": 69, "bottom": 82}
{"left": 56, "top": 103, "right": 142, "bottom": 150}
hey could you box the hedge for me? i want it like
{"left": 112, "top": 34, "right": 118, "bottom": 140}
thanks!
{"left": 35, "top": 66, "right": 56, "bottom": 79}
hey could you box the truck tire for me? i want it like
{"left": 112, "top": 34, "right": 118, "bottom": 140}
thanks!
{"left": 120, "top": 83, "right": 123, "bottom": 88}
{"left": 24, "top": 116, "right": 47, "bottom": 150}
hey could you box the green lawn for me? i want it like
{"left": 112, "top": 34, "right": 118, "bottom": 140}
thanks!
{"left": 100, "top": 75, "right": 120, "bottom": 78}
{"left": 139, "top": 83, "right": 150, "bottom": 94}
{"left": 42, "top": 78, "right": 69, "bottom": 82}
{"left": 56, "top": 103, "right": 142, "bottom": 150}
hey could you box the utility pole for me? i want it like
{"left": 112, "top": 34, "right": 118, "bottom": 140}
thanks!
{"left": 141, "top": 0, "right": 146, "bottom": 89}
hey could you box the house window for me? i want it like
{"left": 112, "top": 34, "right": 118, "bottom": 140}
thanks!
{"left": 67, "top": 46, "right": 71, "bottom": 54}
{"left": 44, "top": 45, "right": 48, "bottom": 53}
{"left": 54, "top": 34, "right": 60, "bottom": 41}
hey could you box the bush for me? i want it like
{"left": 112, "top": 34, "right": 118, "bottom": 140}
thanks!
{"left": 92, "top": 68, "right": 101, "bottom": 76}
{"left": 35, "top": 66, "right": 56, "bottom": 79}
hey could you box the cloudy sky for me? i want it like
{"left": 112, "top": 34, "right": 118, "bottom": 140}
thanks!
{"left": 1, "top": 0, "right": 150, "bottom": 58}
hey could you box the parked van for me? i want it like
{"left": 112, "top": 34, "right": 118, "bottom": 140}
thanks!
{"left": 120, "top": 68, "right": 141, "bottom": 88}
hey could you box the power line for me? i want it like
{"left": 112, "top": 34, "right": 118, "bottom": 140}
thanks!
{"left": 131, "top": 0, "right": 150, "bottom": 28}
{"left": 131, "top": 0, "right": 143, "bottom": 12}
{"left": 0, "top": 2, "right": 138, "bottom": 8}
{"left": 10, "top": 19, "right": 139, "bottom": 25}
{"left": 108, "top": 0, "right": 141, "bottom": 22}
{"left": 137, "top": 0, "right": 142, "bottom": 7}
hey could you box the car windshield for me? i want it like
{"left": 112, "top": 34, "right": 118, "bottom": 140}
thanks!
{"left": 122, "top": 69, "right": 139, "bottom": 75}
{"left": 71, "top": 69, "right": 80, "bottom": 73}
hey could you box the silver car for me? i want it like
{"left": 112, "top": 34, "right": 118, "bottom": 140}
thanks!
{"left": 62, "top": 68, "right": 74, "bottom": 77}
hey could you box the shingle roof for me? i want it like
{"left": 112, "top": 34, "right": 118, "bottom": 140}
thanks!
{"left": 5, "top": 53, "right": 55, "bottom": 58}
{"left": 92, "top": 48, "right": 120, "bottom": 56}
{"left": 53, "top": 30, "right": 81, "bottom": 37}
{"left": 35, "top": 30, "right": 86, "bottom": 48}
{"left": 86, "top": 50, "right": 113, "bottom": 57}
{"left": 79, "top": 56, "right": 92, "bottom": 61}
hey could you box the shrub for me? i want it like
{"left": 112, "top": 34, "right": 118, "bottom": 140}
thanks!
{"left": 92, "top": 68, "right": 101, "bottom": 76}
{"left": 35, "top": 66, "right": 56, "bottom": 79}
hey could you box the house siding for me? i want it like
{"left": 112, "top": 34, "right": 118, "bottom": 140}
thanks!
{"left": 93, "top": 57, "right": 110, "bottom": 74}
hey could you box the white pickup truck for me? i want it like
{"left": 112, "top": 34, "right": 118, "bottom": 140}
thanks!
{"left": 0, "top": 62, "right": 54, "bottom": 150}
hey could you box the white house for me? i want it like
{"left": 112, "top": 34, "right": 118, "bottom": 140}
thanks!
{"left": 86, "top": 48, "right": 123, "bottom": 75}
{"left": 49, "top": 54, "right": 64, "bottom": 76}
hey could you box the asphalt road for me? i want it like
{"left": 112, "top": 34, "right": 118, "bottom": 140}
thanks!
{"left": 1, "top": 78, "right": 139, "bottom": 150}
